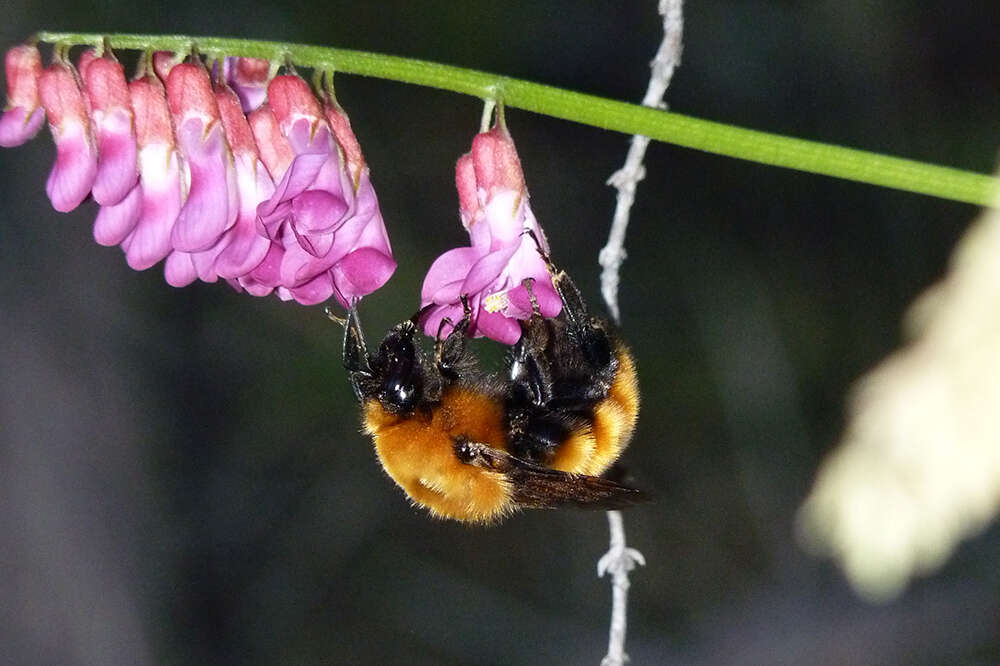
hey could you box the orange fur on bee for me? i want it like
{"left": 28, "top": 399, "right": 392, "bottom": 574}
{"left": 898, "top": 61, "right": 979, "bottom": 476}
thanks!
{"left": 363, "top": 386, "right": 515, "bottom": 523}
{"left": 549, "top": 345, "right": 639, "bottom": 476}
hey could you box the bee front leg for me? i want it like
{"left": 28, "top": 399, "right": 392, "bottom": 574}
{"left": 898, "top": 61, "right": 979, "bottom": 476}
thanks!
{"left": 331, "top": 304, "right": 375, "bottom": 402}
{"left": 435, "top": 295, "right": 474, "bottom": 380}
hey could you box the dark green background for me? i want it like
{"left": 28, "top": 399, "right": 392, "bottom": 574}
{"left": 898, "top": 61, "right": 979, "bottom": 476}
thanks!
{"left": 2, "top": 2, "right": 998, "bottom": 664}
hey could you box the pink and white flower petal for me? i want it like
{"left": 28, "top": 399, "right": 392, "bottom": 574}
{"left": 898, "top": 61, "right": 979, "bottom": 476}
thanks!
{"left": 83, "top": 56, "right": 138, "bottom": 206}
{"left": 0, "top": 44, "right": 44, "bottom": 147}
{"left": 215, "top": 153, "right": 274, "bottom": 278}
{"left": 38, "top": 63, "right": 97, "bottom": 212}
{"left": 167, "top": 63, "right": 236, "bottom": 252}
{"left": 211, "top": 84, "right": 274, "bottom": 278}
{"left": 124, "top": 77, "right": 184, "bottom": 270}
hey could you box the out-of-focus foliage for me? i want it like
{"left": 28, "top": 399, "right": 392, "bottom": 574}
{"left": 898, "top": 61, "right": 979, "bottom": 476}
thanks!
{"left": 800, "top": 190, "right": 1000, "bottom": 602}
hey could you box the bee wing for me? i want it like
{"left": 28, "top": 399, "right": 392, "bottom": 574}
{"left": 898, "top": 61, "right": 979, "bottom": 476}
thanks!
{"left": 455, "top": 439, "right": 648, "bottom": 511}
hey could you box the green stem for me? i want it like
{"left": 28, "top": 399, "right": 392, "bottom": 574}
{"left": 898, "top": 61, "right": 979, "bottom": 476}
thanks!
{"left": 36, "top": 31, "right": 999, "bottom": 207}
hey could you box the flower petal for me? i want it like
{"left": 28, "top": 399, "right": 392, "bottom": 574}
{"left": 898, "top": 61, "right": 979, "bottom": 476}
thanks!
{"left": 461, "top": 243, "right": 519, "bottom": 296}
{"left": 0, "top": 105, "right": 44, "bottom": 148}
{"left": 0, "top": 45, "right": 44, "bottom": 147}
{"left": 124, "top": 145, "right": 183, "bottom": 270}
{"left": 475, "top": 309, "right": 523, "bottom": 345}
{"left": 38, "top": 64, "right": 97, "bottom": 212}
{"left": 83, "top": 57, "right": 138, "bottom": 206}
{"left": 170, "top": 120, "right": 234, "bottom": 251}
{"left": 93, "top": 183, "right": 141, "bottom": 246}
{"left": 164, "top": 250, "right": 198, "bottom": 287}
{"left": 332, "top": 247, "right": 397, "bottom": 304}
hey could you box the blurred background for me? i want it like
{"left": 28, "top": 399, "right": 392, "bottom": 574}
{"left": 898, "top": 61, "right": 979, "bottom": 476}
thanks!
{"left": 2, "top": 1, "right": 998, "bottom": 664}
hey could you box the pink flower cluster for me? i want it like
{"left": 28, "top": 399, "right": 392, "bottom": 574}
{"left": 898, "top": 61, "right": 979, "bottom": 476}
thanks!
{"left": 419, "top": 120, "right": 561, "bottom": 344}
{"left": 0, "top": 44, "right": 395, "bottom": 307}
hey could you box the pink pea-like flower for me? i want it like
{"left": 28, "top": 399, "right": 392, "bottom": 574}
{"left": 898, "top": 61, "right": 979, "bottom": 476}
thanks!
{"left": 1, "top": 43, "right": 396, "bottom": 309}
{"left": 420, "top": 120, "right": 561, "bottom": 345}
{"left": 37, "top": 60, "right": 98, "bottom": 213}
{"left": 83, "top": 51, "right": 142, "bottom": 246}
{"left": 251, "top": 74, "right": 395, "bottom": 306}
{"left": 0, "top": 45, "right": 45, "bottom": 147}
{"left": 166, "top": 62, "right": 238, "bottom": 256}
{"left": 119, "top": 73, "right": 184, "bottom": 271}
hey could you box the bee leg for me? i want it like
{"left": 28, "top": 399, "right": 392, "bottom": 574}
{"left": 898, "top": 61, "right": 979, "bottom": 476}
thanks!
{"left": 522, "top": 229, "right": 590, "bottom": 332}
{"left": 435, "top": 295, "right": 473, "bottom": 380}
{"left": 338, "top": 304, "right": 375, "bottom": 402}
{"left": 522, "top": 230, "right": 616, "bottom": 391}
{"left": 521, "top": 277, "right": 542, "bottom": 317}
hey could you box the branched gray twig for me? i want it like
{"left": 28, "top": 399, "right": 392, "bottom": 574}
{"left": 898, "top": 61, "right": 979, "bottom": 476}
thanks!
{"left": 597, "top": 2, "right": 683, "bottom": 665}
{"left": 600, "top": 0, "right": 684, "bottom": 323}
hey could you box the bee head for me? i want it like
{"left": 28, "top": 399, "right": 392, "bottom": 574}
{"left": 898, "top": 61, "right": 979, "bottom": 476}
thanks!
{"left": 340, "top": 306, "right": 425, "bottom": 414}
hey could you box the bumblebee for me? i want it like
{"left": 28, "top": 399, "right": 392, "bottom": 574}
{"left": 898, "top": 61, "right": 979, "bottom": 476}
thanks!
{"left": 340, "top": 253, "right": 642, "bottom": 523}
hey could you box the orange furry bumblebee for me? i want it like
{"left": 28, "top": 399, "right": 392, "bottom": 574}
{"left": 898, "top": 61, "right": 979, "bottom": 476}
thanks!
{"left": 340, "top": 255, "right": 642, "bottom": 524}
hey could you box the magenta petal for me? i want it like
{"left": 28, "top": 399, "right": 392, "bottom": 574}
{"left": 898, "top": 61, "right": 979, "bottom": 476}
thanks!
{"left": 215, "top": 214, "right": 270, "bottom": 278}
{"left": 93, "top": 184, "right": 141, "bottom": 246}
{"left": 91, "top": 109, "right": 138, "bottom": 205}
{"left": 288, "top": 271, "right": 334, "bottom": 305}
{"left": 257, "top": 151, "right": 328, "bottom": 219}
{"left": 420, "top": 246, "right": 483, "bottom": 302}
{"left": 475, "top": 309, "right": 522, "bottom": 345}
{"left": 506, "top": 278, "right": 562, "bottom": 319}
{"left": 291, "top": 226, "right": 335, "bottom": 258}
{"left": 45, "top": 123, "right": 97, "bottom": 212}
{"left": 171, "top": 121, "right": 233, "bottom": 252}
{"left": 461, "top": 244, "right": 519, "bottom": 295}
{"left": 419, "top": 303, "right": 464, "bottom": 339}
{"left": 332, "top": 247, "right": 397, "bottom": 300}
{"left": 0, "top": 106, "right": 44, "bottom": 147}
{"left": 245, "top": 241, "right": 283, "bottom": 287}
{"left": 291, "top": 189, "right": 349, "bottom": 234}
{"left": 164, "top": 251, "right": 198, "bottom": 287}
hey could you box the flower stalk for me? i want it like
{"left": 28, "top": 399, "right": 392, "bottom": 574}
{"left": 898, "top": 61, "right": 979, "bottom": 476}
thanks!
{"left": 30, "top": 31, "right": 1000, "bottom": 207}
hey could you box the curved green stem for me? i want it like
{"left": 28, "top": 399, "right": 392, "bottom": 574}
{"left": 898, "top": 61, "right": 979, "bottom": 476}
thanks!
{"left": 35, "top": 31, "right": 999, "bottom": 207}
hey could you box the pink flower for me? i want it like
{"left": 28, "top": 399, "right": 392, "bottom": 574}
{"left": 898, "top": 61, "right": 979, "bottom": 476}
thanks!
{"left": 246, "top": 74, "right": 395, "bottom": 306}
{"left": 0, "top": 45, "right": 45, "bottom": 147}
{"left": 82, "top": 51, "right": 142, "bottom": 247}
{"left": 1, "top": 44, "right": 395, "bottom": 309}
{"left": 37, "top": 61, "right": 98, "bottom": 213}
{"left": 419, "top": 121, "right": 561, "bottom": 345}
{"left": 165, "top": 62, "right": 237, "bottom": 255}
{"left": 82, "top": 52, "right": 138, "bottom": 206}
{"left": 119, "top": 73, "right": 183, "bottom": 271}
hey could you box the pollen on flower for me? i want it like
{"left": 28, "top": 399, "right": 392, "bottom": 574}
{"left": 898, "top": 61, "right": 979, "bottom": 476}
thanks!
{"left": 483, "top": 291, "right": 509, "bottom": 314}
{"left": 0, "top": 41, "right": 396, "bottom": 309}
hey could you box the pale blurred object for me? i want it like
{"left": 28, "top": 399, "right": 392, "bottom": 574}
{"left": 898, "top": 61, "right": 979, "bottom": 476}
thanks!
{"left": 798, "top": 191, "right": 1000, "bottom": 602}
